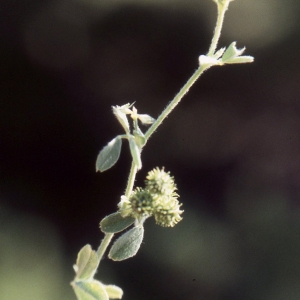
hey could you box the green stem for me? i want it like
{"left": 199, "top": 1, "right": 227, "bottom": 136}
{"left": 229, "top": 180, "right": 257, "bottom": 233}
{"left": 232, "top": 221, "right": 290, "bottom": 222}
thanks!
{"left": 97, "top": 233, "right": 114, "bottom": 262}
{"left": 144, "top": 1, "right": 232, "bottom": 142}
{"left": 96, "top": 141, "right": 140, "bottom": 262}
{"left": 144, "top": 64, "right": 209, "bottom": 142}
{"left": 207, "top": 1, "right": 231, "bottom": 57}
{"left": 96, "top": 163, "right": 137, "bottom": 265}
{"left": 125, "top": 162, "right": 138, "bottom": 197}
{"left": 93, "top": 0, "right": 232, "bottom": 273}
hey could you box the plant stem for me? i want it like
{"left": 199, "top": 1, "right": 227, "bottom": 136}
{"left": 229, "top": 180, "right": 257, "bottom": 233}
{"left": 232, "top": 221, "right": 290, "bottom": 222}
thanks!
{"left": 144, "top": 1, "right": 232, "bottom": 143}
{"left": 97, "top": 233, "right": 114, "bottom": 262}
{"left": 125, "top": 162, "right": 138, "bottom": 197}
{"left": 207, "top": 1, "right": 231, "bottom": 57}
{"left": 93, "top": 0, "right": 233, "bottom": 271}
{"left": 144, "top": 64, "right": 209, "bottom": 142}
{"left": 96, "top": 163, "right": 137, "bottom": 265}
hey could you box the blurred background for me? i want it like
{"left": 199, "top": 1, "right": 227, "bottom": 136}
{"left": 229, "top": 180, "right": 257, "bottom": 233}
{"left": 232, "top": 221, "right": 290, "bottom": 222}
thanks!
{"left": 1, "top": 0, "right": 300, "bottom": 299}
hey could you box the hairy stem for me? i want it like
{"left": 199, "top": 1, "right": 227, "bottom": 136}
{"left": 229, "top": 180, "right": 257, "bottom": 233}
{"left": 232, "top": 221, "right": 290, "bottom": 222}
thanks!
{"left": 96, "top": 163, "right": 137, "bottom": 265}
{"left": 97, "top": 233, "right": 114, "bottom": 263}
{"left": 207, "top": 1, "right": 231, "bottom": 57}
{"left": 93, "top": 0, "right": 232, "bottom": 274}
{"left": 125, "top": 162, "right": 138, "bottom": 197}
{"left": 144, "top": 64, "right": 209, "bottom": 142}
{"left": 144, "top": 1, "right": 232, "bottom": 143}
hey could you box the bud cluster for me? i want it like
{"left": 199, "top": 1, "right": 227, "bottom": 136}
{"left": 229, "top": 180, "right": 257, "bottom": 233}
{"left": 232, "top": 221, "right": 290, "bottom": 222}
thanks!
{"left": 118, "top": 168, "right": 183, "bottom": 227}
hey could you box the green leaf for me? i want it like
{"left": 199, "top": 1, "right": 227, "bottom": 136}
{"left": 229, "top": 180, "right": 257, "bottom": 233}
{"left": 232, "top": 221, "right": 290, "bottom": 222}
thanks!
{"left": 74, "top": 245, "right": 98, "bottom": 280}
{"left": 137, "top": 114, "right": 155, "bottom": 125}
{"left": 129, "top": 137, "right": 142, "bottom": 170}
{"left": 223, "top": 56, "right": 254, "bottom": 64}
{"left": 72, "top": 280, "right": 109, "bottom": 300}
{"left": 112, "top": 105, "right": 130, "bottom": 134}
{"left": 100, "top": 212, "right": 135, "bottom": 233}
{"left": 133, "top": 126, "right": 146, "bottom": 148}
{"left": 221, "top": 42, "right": 245, "bottom": 62}
{"left": 213, "top": 47, "right": 226, "bottom": 59}
{"left": 96, "top": 137, "right": 122, "bottom": 172}
{"left": 103, "top": 284, "right": 123, "bottom": 299}
{"left": 108, "top": 226, "right": 144, "bottom": 261}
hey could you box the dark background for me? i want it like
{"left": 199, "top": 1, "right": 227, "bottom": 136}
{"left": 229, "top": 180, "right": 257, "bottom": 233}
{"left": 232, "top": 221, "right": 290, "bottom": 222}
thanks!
{"left": 1, "top": 0, "right": 300, "bottom": 299}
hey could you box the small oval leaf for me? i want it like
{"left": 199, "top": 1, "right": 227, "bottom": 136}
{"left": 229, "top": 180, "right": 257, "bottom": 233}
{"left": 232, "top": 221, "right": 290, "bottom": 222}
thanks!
{"left": 100, "top": 212, "right": 135, "bottom": 233}
{"left": 108, "top": 226, "right": 144, "bottom": 261}
{"left": 112, "top": 106, "right": 130, "bottom": 134}
{"left": 75, "top": 245, "right": 98, "bottom": 280}
{"left": 72, "top": 280, "right": 109, "bottom": 300}
{"left": 137, "top": 114, "right": 155, "bottom": 125}
{"left": 129, "top": 137, "right": 142, "bottom": 170}
{"left": 103, "top": 284, "right": 123, "bottom": 299}
{"left": 96, "top": 137, "right": 122, "bottom": 172}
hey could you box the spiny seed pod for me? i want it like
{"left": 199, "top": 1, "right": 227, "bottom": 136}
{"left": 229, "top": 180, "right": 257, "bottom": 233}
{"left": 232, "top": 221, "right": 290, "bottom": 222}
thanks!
{"left": 127, "top": 188, "right": 155, "bottom": 220}
{"left": 145, "top": 167, "right": 177, "bottom": 197}
{"left": 130, "top": 188, "right": 155, "bottom": 217}
{"left": 154, "top": 196, "right": 183, "bottom": 227}
{"left": 118, "top": 168, "right": 183, "bottom": 226}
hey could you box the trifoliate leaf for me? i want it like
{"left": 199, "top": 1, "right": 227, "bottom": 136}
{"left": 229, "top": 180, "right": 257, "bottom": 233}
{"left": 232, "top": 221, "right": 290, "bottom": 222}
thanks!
{"left": 74, "top": 245, "right": 98, "bottom": 280}
{"left": 100, "top": 212, "right": 135, "bottom": 233}
{"left": 72, "top": 280, "right": 109, "bottom": 300}
{"left": 108, "top": 226, "right": 144, "bottom": 261}
{"left": 221, "top": 42, "right": 254, "bottom": 64}
{"left": 129, "top": 137, "right": 142, "bottom": 170}
{"left": 103, "top": 284, "right": 123, "bottom": 299}
{"left": 96, "top": 137, "right": 122, "bottom": 172}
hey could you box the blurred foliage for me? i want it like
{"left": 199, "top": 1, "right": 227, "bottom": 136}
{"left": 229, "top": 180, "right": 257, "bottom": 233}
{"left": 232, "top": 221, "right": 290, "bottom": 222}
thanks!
{"left": 0, "top": 205, "right": 73, "bottom": 300}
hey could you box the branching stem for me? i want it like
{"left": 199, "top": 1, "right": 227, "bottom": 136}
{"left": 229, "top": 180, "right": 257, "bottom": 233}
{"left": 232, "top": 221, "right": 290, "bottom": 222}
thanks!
{"left": 94, "top": 0, "right": 232, "bottom": 275}
{"left": 97, "top": 0, "right": 230, "bottom": 263}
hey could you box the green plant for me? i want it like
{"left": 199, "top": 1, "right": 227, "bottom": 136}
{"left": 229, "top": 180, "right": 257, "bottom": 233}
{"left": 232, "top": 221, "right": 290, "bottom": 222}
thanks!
{"left": 71, "top": 0, "right": 253, "bottom": 299}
